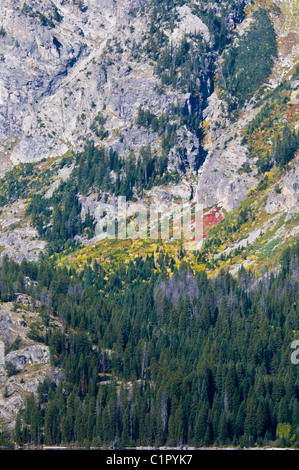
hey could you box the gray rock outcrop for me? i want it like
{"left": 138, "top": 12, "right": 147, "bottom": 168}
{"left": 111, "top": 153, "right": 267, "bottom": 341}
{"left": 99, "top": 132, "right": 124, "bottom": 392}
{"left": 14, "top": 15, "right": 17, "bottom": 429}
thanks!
{"left": 266, "top": 160, "right": 299, "bottom": 216}
{"left": 0, "top": 301, "right": 61, "bottom": 432}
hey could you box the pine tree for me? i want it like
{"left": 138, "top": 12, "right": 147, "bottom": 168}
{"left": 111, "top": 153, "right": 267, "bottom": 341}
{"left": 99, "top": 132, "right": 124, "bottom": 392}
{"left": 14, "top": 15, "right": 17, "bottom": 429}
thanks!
{"left": 14, "top": 414, "right": 23, "bottom": 446}
{"left": 244, "top": 387, "right": 258, "bottom": 443}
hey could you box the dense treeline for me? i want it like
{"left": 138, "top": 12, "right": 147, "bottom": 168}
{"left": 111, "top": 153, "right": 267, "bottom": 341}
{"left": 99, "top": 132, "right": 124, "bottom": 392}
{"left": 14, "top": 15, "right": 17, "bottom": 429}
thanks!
{"left": 0, "top": 160, "right": 52, "bottom": 206}
{"left": 26, "top": 170, "right": 95, "bottom": 255}
{"left": 1, "top": 239, "right": 298, "bottom": 448}
{"left": 274, "top": 125, "right": 299, "bottom": 168}
{"left": 240, "top": 63, "right": 299, "bottom": 173}
{"left": 220, "top": 8, "right": 277, "bottom": 116}
{"left": 26, "top": 142, "right": 175, "bottom": 254}
{"left": 246, "top": 120, "right": 299, "bottom": 174}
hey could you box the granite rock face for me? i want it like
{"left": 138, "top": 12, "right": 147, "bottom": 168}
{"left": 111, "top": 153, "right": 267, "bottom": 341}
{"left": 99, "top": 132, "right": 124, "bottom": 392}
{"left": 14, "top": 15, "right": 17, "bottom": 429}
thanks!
{"left": 0, "top": 301, "right": 61, "bottom": 431}
{"left": 0, "top": 0, "right": 147, "bottom": 165}
{"left": 0, "top": 0, "right": 212, "bottom": 173}
{"left": 196, "top": 96, "right": 260, "bottom": 211}
{"left": 266, "top": 160, "right": 299, "bottom": 217}
{"left": 0, "top": 0, "right": 297, "bottom": 218}
{"left": 0, "top": 0, "right": 253, "bottom": 177}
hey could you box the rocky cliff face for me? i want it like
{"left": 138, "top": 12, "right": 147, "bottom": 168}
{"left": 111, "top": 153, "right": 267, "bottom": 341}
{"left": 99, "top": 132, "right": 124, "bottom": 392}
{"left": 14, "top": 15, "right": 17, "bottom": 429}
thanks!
{"left": 196, "top": 94, "right": 260, "bottom": 211}
{"left": 0, "top": 0, "right": 201, "bottom": 172}
{"left": 0, "top": 0, "right": 143, "bottom": 167}
{"left": 0, "top": 0, "right": 296, "bottom": 258}
{"left": 0, "top": 0, "right": 296, "bottom": 232}
{"left": 0, "top": 298, "right": 62, "bottom": 431}
{"left": 0, "top": 0, "right": 251, "bottom": 175}
{"left": 266, "top": 161, "right": 299, "bottom": 216}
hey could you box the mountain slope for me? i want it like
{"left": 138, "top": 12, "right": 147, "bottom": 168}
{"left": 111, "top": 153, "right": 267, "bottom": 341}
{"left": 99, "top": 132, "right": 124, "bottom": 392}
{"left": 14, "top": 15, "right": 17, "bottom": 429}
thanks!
{"left": 0, "top": 0, "right": 298, "bottom": 448}
{"left": 0, "top": 0, "right": 296, "bottom": 275}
